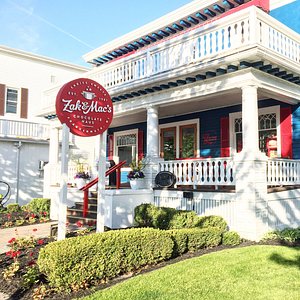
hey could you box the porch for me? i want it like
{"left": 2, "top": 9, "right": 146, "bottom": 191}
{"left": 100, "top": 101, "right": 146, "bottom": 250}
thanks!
{"left": 45, "top": 154, "right": 300, "bottom": 240}
{"left": 44, "top": 76, "right": 300, "bottom": 241}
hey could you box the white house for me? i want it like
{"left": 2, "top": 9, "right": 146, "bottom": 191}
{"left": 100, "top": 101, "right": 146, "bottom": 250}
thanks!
{"left": 0, "top": 45, "right": 88, "bottom": 205}
{"left": 42, "top": 0, "right": 300, "bottom": 241}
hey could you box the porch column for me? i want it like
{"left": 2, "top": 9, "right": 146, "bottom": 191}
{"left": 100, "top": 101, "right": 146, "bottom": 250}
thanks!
{"left": 46, "top": 126, "right": 61, "bottom": 220}
{"left": 44, "top": 126, "right": 59, "bottom": 201}
{"left": 146, "top": 105, "right": 159, "bottom": 158}
{"left": 145, "top": 105, "right": 163, "bottom": 188}
{"left": 233, "top": 85, "right": 268, "bottom": 241}
{"left": 241, "top": 85, "right": 260, "bottom": 156}
{"left": 49, "top": 126, "right": 59, "bottom": 165}
{"left": 92, "top": 136, "right": 101, "bottom": 182}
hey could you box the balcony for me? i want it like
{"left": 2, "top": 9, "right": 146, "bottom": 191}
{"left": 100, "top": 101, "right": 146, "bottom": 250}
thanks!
{"left": 86, "top": 6, "right": 300, "bottom": 93}
{"left": 41, "top": 6, "right": 300, "bottom": 116}
{"left": 0, "top": 118, "right": 50, "bottom": 141}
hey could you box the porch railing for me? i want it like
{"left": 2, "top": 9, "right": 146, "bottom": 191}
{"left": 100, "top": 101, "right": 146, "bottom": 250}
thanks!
{"left": 267, "top": 158, "right": 300, "bottom": 185}
{"left": 158, "top": 158, "right": 235, "bottom": 188}
{"left": 48, "top": 163, "right": 90, "bottom": 186}
{"left": 0, "top": 118, "right": 50, "bottom": 140}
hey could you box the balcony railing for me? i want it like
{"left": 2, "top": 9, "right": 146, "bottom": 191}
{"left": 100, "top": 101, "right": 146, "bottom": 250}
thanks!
{"left": 158, "top": 158, "right": 235, "bottom": 188}
{"left": 0, "top": 118, "right": 50, "bottom": 140}
{"left": 41, "top": 6, "right": 300, "bottom": 115}
{"left": 86, "top": 6, "right": 300, "bottom": 91}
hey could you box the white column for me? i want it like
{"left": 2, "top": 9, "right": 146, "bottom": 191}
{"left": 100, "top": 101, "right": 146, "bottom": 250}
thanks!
{"left": 57, "top": 124, "right": 69, "bottom": 241}
{"left": 49, "top": 126, "right": 59, "bottom": 165}
{"left": 44, "top": 126, "right": 59, "bottom": 200}
{"left": 233, "top": 85, "right": 269, "bottom": 241}
{"left": 97, "top": 131, "right": 107, "bottom": 233}
{"left": 145, "top": 105, "right": 163, "bottom": 189}
{"left": 241, "top": 85, "right": 260, "bottom": 156}
{"left": 91, "top": 136, "right": 101, "bottom": 181}
{"left": 146, "top": 105, "right": 159, "bottom": 158}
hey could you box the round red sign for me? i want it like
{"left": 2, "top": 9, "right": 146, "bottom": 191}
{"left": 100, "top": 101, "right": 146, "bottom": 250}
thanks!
{"left": 56, "top": 78, "right": 113, "bottom": 137}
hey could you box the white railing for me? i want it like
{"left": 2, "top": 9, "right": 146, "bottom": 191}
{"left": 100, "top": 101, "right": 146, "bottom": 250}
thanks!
{"left": 258, "top": 9, "right": 300, "bottom": 65}
{"left": 86, "top": 6, "right": 300, "bottom": 91}
{"left": 41, "top": 6, "right": 300, "bottom": 114}
{"left": 88, "top": 9, "right": 251, "bottom": 89}
{"left": 48, "top": 163, "right": 91, "bottom": 186}
{"left": 267, "top": 158, "right": 300, "bottom": 185}
{"left": 0, "top": 118, "right": 50, "bottom": 140}
{"left": 158, "top": 158, "right": 235, "bottom": 188}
